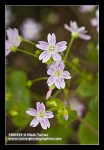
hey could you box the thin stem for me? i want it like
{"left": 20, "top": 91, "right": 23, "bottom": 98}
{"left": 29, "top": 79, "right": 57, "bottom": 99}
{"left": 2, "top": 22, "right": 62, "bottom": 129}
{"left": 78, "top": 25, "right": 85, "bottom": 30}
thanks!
{"left": 16, "top": 48, "right": 38, "bottom": 58}
{"left": 31, "top": 77, "right": 48, "bottom": 84}
{"left": 23, "top": 39, "right": 36, "bottom": 46}
{"left": 53, "top": 89, "right": 62, "bottom": 97}
{"left": 64, "top": 37, "right": 74, "bottom": 62}
{"left": 77, "top": 116, "right": 98, "bottom": 137}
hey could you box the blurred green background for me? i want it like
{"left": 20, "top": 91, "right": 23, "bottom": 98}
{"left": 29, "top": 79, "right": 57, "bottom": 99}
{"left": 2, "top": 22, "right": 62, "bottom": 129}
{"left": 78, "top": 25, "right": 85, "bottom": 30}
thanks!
{"left": 5, "top": 6, "right": 98, "bottom": 144}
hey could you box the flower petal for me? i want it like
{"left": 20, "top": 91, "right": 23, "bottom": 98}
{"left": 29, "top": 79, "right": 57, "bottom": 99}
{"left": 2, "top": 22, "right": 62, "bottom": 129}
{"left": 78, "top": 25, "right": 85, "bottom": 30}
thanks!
{"left": 46, "top": 111, "right": 54, "bottom": 118}
{"left": 47, "top": 76, "right": 56, "bottom": 86}
{"left": 55, "top": 61, "right": 65, "bottom": 71}
{"left": 42, "top": 53, "right": 51, "bottom": 63}
{"left": 60, "top": 78, "right": 65, "bottom": 89}
{"left": 55, "top": 78, "right": 61, "bottom": 89}
{"left": 26, "top": 108, "right": 37, "bottom": 116}
{"left": 78, "top": 27, "right": 85, "bottom": 32}
{"left": 57, "top": 46, "right": 67, "bottom": 52}
{"left": 64, "top": 24, "right": 73, "bottom": 32}
{"left": 56, "top": 41, "right": 67, "bottom": 47}
{"left": 30, "top": 117, "right": 39, "bottom": 127}
{"left": 5, "top": 40, "right": 11, "bottom": 56}
{"left": 40, "top": 118, "right": 50, "bottom": 129}
{"left": 62, "top": 71, "right": 71, "bottom": 79}
{"left": 36, "top": 102, "right": 45, "bottom": 111}
{"left": 47, "top": 33, "right": 52, "bottom": 43}
{"left": 79, "top": 34, "right": 91, "bottom": 40}
{"left": 52, "top": 53, "right": 61, "bottom": 61}
{"left": 39, "top": 51, "right": 51, "bottom": 62}
{"left": 47, "top": 68, "right": 54, "bottom": 75}
{"left": 38, "top": 41, "right": 48, "bottom": 46}
{"left": 36, "top": 43, "right": 48, "bottom": 50}
{"left": 51, "top": 33, "right": 56, "bottom": 44}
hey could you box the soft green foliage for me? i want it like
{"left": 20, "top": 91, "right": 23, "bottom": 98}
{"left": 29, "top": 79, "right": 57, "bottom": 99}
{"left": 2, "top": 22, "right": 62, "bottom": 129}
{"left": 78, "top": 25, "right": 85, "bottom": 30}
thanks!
{"left": 6, "top": 70, "right": 31, "bottom": 127}
{"left": 39, "top": 125, "right": 73, "bottom": 144}
{"left": 78, "top": 108, "right": 98, "bottom": 144}
{"left": 86, "top": 43, "right": 98, "bottom": 62}
{"left": 77, "top": 79, "right": 98, "bottom": 97}
{"left": 46, "top": 97, "right": 77, "bottom": 126}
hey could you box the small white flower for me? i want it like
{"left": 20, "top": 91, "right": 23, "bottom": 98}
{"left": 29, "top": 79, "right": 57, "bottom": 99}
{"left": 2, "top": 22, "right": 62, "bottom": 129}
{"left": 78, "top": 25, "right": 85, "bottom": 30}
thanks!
{"left": 70, "top": 98, "right": 85, "bottom": 117}
{"left": 20, "top": 18, "right": 42, "bottom": 40}
{"left": 5, "top": 28, "right": 21, "bottom": 56}
{"left": 26, "top": 102, "right": 54, "bottom": 130}
{"left": 47, "top": 61, "right": 71, "bottom": 89}
{"left": 79, "top": 5, "right": 96, "bottom": 13}
{"left": 36, "top": 33, "right": 67, "bottom": 63}
{"left": 64, "top": 21, "right": 91, "bottom": 40}
{"left": 91, "top": 9, "right": 99, "bottom": 33}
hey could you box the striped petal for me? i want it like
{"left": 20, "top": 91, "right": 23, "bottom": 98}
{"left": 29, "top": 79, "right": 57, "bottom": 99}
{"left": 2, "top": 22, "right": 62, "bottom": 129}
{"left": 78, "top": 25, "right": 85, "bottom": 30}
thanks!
{"left": 62, "top": 71, "right": 71, "bottom": 79}
{"left": 40, "top": 118, "right": 50, "bottom": 129}
{"left": 30, "top": 117, "right": 39, "bottom": 127}
{"left": 52, "top": 53, "right": 61, "bottom": 61}
{"left": 26, "top": 108, "right": 37, "bottom": 116}
{"left": 47, "top": 76, "right": 56, "bottom": 86}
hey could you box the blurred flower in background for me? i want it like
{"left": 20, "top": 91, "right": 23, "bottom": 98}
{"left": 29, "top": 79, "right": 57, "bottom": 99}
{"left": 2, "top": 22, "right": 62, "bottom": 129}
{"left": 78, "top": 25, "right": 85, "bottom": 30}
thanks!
{"left": 91, "top": 9, "right": 99, "bottom": 33}
{"left": 5, "top": 6, "right": 15, "bottom": 28}
{"left": 20, "top": 18, "right": 42, "bottom": 41}
{"left": 69, "top": 98, "right": 85, "bottom": 117}
{"left": 79, "top": 5, "right": 96, "bottom": 13}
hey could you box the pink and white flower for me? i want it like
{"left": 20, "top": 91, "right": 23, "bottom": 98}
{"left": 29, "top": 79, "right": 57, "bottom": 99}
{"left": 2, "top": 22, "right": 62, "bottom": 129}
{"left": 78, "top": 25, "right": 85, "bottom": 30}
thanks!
{"left": 64, "top": 21, "right": 91, "bottom": 40}
{"left": 70, "top": 98, "right": 85, "bottom": 117}
{"left": 36, "top": 33, "right": 67, "bottom": 63}
{"left": 47, "top": 61, "right": 71, "bottom": 89}
{"left": 91, "top": 9, "right": 99, "bottom": 33}
{"left": 5, "top": 28, "right": 21, "bottom": 56}
{"left": 79, "top": 5, "right": 96, "bottom": 13}
{"left": 20, "top": 18, "right": 42, "bottom": 40}
{"left": 26, "top": 102, "right": 54, "bottom": 130}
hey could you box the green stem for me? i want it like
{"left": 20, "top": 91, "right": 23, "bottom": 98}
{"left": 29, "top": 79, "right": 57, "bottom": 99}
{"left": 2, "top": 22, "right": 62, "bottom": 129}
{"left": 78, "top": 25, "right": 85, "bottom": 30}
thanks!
{"left": 16, "top": 48, "right": 38, "bottom": 58}
{"left": 31, "top": 77, "right": 48, "bottom": 84}
{"left": 53, "top": 89, "right": 62, "bottom": 97}
{"left": 77, "top": 116, "right": 98, "bottom": 137}
{"left": 23, "top": 39, "right": 36, "bottom": 46}
{"left": 64, "top": 37, "right": 74, "bottom": 62}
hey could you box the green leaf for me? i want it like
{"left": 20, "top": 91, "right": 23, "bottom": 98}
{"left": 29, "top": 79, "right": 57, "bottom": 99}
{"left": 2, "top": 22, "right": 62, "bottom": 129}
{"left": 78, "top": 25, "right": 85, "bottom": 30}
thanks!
{"left": 78, "top": 109, "right": 98, "bottom": 144}
{"left": 6, "top": 70, "right": 31, "bottom": 127}
{"left": 77, "top": 80, "right": 98, "bottom": 97}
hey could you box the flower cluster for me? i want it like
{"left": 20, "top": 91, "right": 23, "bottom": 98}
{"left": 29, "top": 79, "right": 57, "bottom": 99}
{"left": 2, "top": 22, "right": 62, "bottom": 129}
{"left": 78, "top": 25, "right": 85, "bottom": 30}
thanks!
{"left": 6, "top": 19, "right": 91, "bottom": 130}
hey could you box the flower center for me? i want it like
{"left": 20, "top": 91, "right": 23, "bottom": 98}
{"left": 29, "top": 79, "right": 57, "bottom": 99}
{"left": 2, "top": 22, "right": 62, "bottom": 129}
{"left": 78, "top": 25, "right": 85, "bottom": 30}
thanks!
{"left": 37, "top": 111, "right": 45, "bottom": 119}
{"left": 48, "top": 44, "right": 56, "bottom": 53}
{"left": 54, "top": 69, "right": 62, "bottom": 78}
{"left": 72, "top": 32, "right": 79, "bottom": 39}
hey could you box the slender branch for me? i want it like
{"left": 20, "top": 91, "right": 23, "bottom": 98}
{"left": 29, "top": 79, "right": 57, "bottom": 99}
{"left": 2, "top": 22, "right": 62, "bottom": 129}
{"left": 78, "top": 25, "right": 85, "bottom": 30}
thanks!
{"left": 23, "top": 39, "right": 36, "bottom": 46}
{"left": 53, "top": 89, "right": 62, "bottom": 97}
{"left": 64, "top": 37, "right": 74, "bottom": 62}
{"left": 16, "top": 48, "right": 38, "bottom": 58}
{"left": 31, "top": 77, "right": 48, "bottom": 84}
{"left": 77, "top": 116, "right": 98, "bottom": 137}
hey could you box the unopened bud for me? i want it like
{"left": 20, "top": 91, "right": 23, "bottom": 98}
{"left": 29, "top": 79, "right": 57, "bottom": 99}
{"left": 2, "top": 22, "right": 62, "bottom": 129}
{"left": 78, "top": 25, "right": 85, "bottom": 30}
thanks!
{"left": 64, "top": 114, "right": 69, "bottom": 120}
{"left": 46, "top": 89, "right": 52, "bottom": 100}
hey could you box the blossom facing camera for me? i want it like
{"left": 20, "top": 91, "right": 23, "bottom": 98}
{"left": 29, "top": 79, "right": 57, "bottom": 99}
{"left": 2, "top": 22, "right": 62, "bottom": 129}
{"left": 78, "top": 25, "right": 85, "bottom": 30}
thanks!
{"left": 36, "top": 33, "right": 67, "bottom": 63}
{"left": 64, "top": 21, "right": 91, "bottom": 40}
{"left": 47, "top": 61, "right": 71, "bottom": 89}
{"left": 26, "top": 102, "right": 54, "bottom": 130}
{"left": 5, "top": 28, "right": 21, "bottom": 56}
